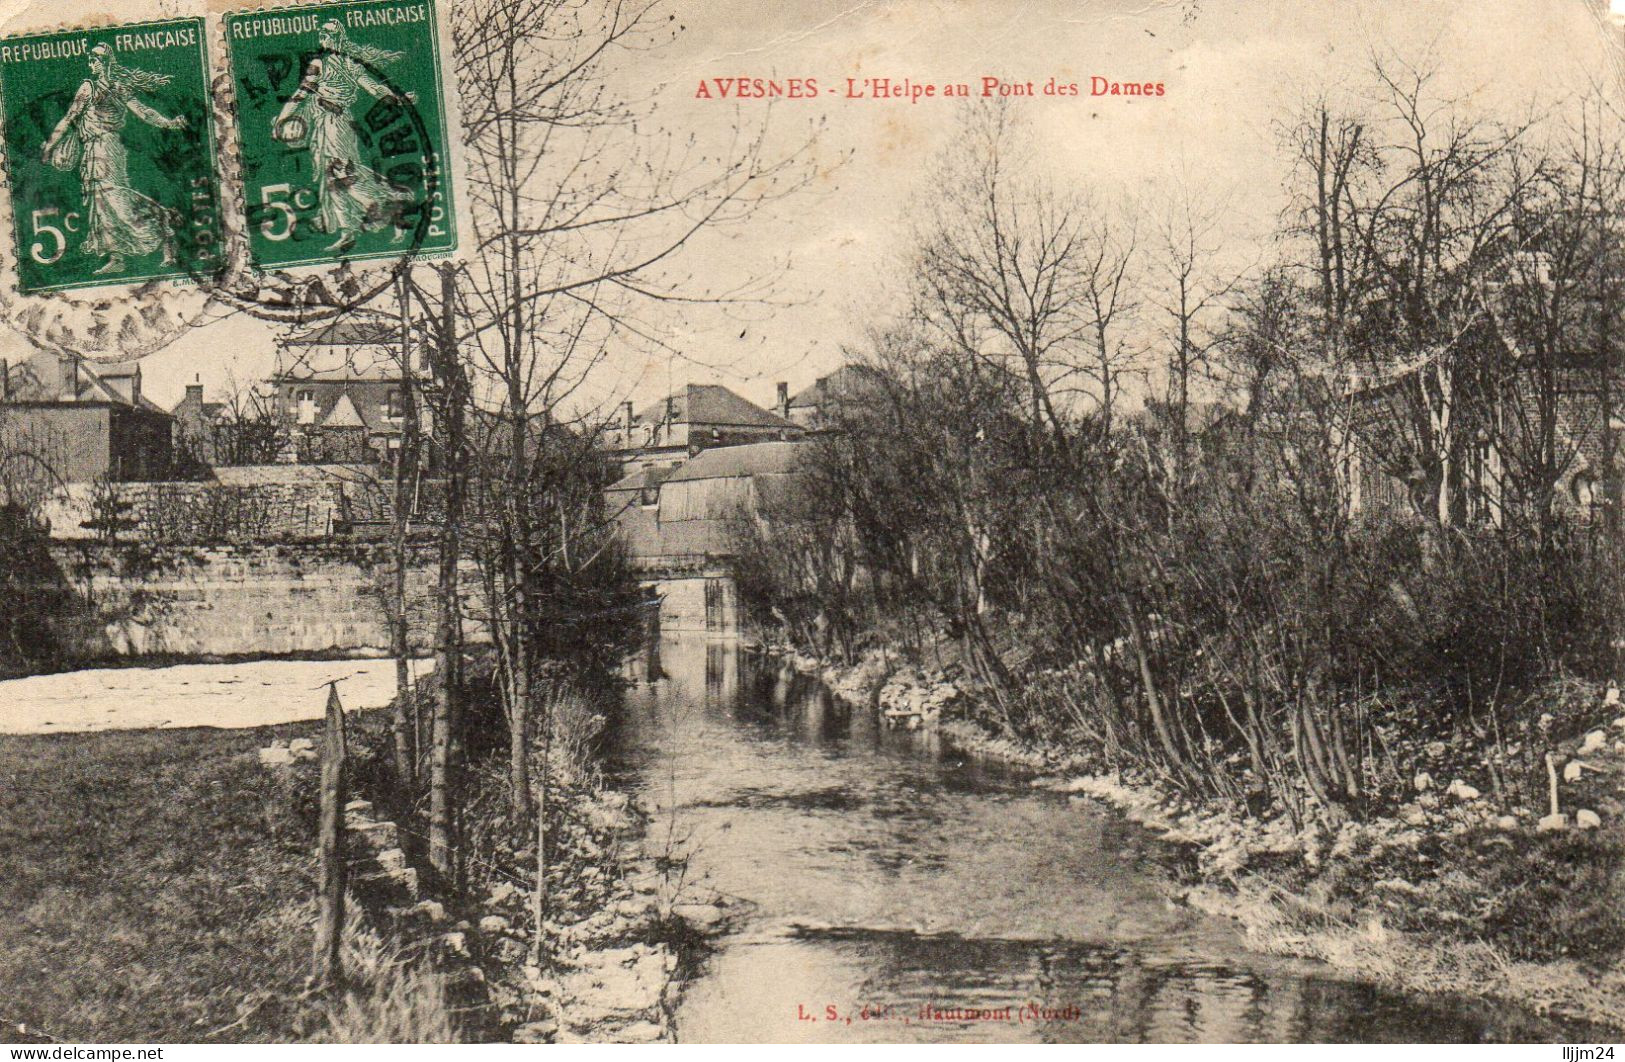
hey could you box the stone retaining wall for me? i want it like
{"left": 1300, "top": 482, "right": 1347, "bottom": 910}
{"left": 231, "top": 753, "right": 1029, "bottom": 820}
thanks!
{"left": 42, "top": 479, "right": 348, "bottom": 541}
{"left": 43, "top": 541, "right": 451, "bottom": 661}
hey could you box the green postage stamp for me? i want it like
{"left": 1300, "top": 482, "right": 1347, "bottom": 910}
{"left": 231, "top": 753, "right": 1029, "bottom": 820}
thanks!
{"left": 0, "top": 18, "right": 221, "bottom": 293}
{"left": 224, "top": 0, "right": 458, "bottom": 271}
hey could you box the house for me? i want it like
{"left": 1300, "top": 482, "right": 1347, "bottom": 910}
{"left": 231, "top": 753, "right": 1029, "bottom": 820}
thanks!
{"left": 170, "top": 380, "right": 227, "bottom": 465}
{"left": 0, "top": 348, "right": 174, "bottom": 483}
{"left": 606, "top": 438, "right": 807, "bottom": 563}
{"left": 272, "top": 314, "right": 425, "bottom": 466}
{"left": 1345, "top": 358, "right": 1625, "bottom": 527}
{"left": 601, "top": 383, "right": 803, "bottom": 476}
{"left": 783, "top": 364, "right": 891, "bottom": 428}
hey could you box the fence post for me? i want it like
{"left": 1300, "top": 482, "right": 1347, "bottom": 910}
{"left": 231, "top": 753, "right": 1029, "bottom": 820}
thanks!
{"left": 313, "top": 682, "right": 348, "bottom": 988}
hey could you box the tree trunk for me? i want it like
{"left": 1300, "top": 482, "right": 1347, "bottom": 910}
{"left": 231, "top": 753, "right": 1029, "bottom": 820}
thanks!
{"left": 504, "top": 423, "right": 531, "bottom": 838}
{"left": 391, "top": 270, "right": 419, "bottom": 787}
{"left": 428, "top": 264, "right": 465, "bottom": 882}
{"left": 1124, "top": 606, "right": 1186, "bottom": 777}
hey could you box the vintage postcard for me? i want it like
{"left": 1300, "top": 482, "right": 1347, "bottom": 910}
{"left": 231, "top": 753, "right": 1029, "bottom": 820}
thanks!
{"left": 0, "top": 0, "right": 1623, "bottom": 1052}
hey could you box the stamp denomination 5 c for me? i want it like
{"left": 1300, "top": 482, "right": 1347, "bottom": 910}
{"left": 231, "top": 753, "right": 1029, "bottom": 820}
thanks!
{"left": 0, "top": 18, "right": 221, "bottom": 294}
{"left": 223, "top": 0, "right": 458, "bottom": 271}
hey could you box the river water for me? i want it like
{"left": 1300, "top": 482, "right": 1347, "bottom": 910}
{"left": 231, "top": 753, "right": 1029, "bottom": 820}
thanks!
{"left": 608, "top": 635, "right": 1586, "bottom": 1044}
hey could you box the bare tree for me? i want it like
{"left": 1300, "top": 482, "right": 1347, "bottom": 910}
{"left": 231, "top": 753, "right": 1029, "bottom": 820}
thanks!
{"left": 917, "top": 101, "right": 1098, "bottom": 454}
{"left": 1145, "top": 177, "right": 1249, "bottom": 508}
{"left": 208, "top": 377, "right": 285, "bottom": 467}
{"left": 1076, "top": 203, "right": 1144, "bottom": 437}
{"left": 369, "top": 0, "right": 824, "bottom": 904}
{"left": 1339, "top": 58, "right": 1540, "bottom": 530}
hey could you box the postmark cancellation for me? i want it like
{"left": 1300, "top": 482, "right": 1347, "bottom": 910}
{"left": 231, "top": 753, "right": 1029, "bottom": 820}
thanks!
{"left": 0, "top": 0, "right": 462, "bottom": 367}
{"left": 0, "top": 17, "right": 221, "bottom": 294}
{"left": 221, "top": 0, "right": 459, "bottom": 272}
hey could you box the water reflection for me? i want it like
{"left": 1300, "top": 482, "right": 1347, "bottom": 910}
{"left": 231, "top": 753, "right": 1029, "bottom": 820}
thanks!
{"left": 610, "top": 637, "right": 1583, "bottom": 1044}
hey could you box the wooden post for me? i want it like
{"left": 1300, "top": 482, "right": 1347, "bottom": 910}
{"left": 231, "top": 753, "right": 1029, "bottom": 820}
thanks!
{"left": 314, "top": 682, "right": 348, "bottom": 988}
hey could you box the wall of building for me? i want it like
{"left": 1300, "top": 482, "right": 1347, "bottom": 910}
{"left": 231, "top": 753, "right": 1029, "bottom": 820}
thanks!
{"left": 42, "top": 541, "right": 450, "bottom": 661}
{"left": 108, "top": 406, "right": 175, "bottom": 481}
{"left": 0, "top": 404, "right": 110, "bottom": 483}
{"left": 279, "top": 378, "right": 406, "bottom": 429}
{"left": 1349, "top": 364, "right": 1625, "bottom": 524}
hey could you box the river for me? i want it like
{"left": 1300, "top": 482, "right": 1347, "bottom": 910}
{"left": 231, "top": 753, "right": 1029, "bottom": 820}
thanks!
{"left": 608, "top": 635, "right": 1587, "bottom": 1044}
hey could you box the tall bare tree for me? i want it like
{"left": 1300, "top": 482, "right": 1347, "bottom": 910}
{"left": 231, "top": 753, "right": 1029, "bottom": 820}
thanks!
{"left": 382, "top": 0, "right": 823, "bottom": 898}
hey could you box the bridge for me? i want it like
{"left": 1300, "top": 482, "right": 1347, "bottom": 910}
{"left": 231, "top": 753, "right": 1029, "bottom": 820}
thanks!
{"left": 630, "top": 554, "right": 742, "bottom": 636}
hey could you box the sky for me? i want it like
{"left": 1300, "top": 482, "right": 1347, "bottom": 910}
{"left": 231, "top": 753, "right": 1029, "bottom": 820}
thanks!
{"left": 5, "top": 0, "right": 1621, "bottom": 414}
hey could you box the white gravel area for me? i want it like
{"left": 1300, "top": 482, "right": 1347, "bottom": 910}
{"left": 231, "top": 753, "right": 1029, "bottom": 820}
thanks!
{"left": 0, "top": 658, "right": 435, "bottom": 735}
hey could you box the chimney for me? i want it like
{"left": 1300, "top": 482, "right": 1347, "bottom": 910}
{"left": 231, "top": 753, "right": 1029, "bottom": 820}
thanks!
{"left": 665, "top": 395, "right": 675, "bottom": 425}
{"left": 59, "top": 355, "right": 78, "bottom": 401}
{"left": 776, "top": 381, "right": 789, "bottom": 418}
{"left": 623, "top": 400, "right": 634, "bottom": 432}
{"left": 185, "top": 382, "right": 204, "bottom": 405}
{"left": 130, "top": 364, "right": 141, "bottom": 408}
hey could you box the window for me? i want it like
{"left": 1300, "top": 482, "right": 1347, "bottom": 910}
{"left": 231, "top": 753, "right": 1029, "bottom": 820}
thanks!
{"left": 386, "top": 389, "right": 404, "bottom": 419}
{"left": 296, "top": 389, "right": 316, "bottom": 425}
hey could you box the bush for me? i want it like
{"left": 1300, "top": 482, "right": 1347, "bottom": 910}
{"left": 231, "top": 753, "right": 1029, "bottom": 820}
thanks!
{"left": 0, "top": 502, "right": 69, "bottom": 675}
{"left": 311, "top": 915, "right": 459, "bottom": 1043}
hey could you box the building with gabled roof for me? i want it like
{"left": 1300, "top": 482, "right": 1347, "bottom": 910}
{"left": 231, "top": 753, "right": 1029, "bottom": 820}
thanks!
{"left": 602, "top": 382, "right": 804, "bottom": 476}
{"left": 606, "top": 439, "right": 808, "bottom": 563}
{"left": 272, "top": 312, "right": 426, "bottom": 466}
{"left": 169, "top": 380, "right": 229, "bottom": 466}
{"left": 783, "top": 364, "right": 891, "bottom": 428}
{"left": 0, "top": 346, "right": 174, "bottom": 483}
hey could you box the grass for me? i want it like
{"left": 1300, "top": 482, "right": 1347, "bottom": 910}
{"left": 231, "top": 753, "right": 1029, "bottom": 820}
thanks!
{"left": 0, "top": 720, "right": 366, "bottom": 1042}
{"left": 309, "top": 913, "right": 458, "bottom": 1044}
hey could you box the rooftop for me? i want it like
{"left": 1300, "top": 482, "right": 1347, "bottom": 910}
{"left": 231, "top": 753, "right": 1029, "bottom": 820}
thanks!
{"left": 276, "top": 312, "right": 424, "bottom": 383}
{"left": 608, "top": 464, "right": 677, "bottom": 493}
{"left": 2, "top": 350, "right": 165, "bottom": 414}
{"left": 788, "top": 364, "right": 890, "bottom": 410}
{"left": 282, "top": 314, "right": 417, "bottom": 348}
{"left": 662, "top": 439, "right": 807, "bottom": 482}
{"left": 631, "top": 383, "right": 799, "bottom": 432}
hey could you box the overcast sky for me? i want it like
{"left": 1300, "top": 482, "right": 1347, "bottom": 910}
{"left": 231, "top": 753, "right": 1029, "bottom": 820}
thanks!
{"left": 80, "top": 0, "right": 1625, "bottom": 411}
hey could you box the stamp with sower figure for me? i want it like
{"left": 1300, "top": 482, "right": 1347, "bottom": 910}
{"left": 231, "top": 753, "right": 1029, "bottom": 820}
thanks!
{"left": 224, "top": 0, "right": 458, "bottom": 271}
{"left": 0, "top": 18, "right": 221, "bottom": 293}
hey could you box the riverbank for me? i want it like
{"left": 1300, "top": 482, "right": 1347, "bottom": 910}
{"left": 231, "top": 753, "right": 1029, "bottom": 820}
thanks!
{"left": 327, "top": 671, "right": 735, "bottom": 1044}
{"left": 772, "top": 642, "right": 1625, "bottom": 1036}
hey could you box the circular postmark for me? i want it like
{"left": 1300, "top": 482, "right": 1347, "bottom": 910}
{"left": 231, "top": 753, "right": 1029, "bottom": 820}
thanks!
{"left": 0, "top": 17, "right": 226, "bottom": 360}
